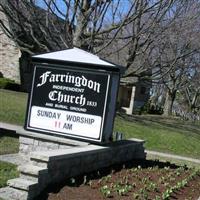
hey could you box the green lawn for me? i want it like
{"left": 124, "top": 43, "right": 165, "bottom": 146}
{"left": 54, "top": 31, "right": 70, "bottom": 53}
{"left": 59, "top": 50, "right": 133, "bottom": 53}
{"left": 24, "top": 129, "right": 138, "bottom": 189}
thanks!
{"left": 0, "top": 89, "right": 200, "bottom": 159}
{"left": 0, "top": 89, "right": 27, "bottom": 125}
{"left": 114, "top": 114, "right": 200, "bottom": 159}
{"left": 0, "top": 135, "right": 19, "bottom": 155}
{"left": 0, "top": 161, "right": 19, "bottom": 188}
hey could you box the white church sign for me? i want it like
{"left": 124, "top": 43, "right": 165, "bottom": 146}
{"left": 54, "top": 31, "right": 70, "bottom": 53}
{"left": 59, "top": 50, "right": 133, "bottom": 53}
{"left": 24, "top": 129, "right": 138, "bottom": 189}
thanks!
{"left": 25, "top": 48, "right": 124, "bottom": 143}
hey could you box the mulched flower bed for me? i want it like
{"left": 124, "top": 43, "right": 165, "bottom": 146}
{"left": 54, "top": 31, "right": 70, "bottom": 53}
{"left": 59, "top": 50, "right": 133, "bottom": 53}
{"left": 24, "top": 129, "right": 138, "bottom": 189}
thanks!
{"left": 39, "top": 160, "right": 200, "bottom": 200}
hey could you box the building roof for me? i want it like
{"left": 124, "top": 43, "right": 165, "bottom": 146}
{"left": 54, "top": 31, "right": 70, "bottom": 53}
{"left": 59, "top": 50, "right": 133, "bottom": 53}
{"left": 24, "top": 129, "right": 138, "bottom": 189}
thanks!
{"left": 120, "top": 76, "right": 139, "bottom": 86}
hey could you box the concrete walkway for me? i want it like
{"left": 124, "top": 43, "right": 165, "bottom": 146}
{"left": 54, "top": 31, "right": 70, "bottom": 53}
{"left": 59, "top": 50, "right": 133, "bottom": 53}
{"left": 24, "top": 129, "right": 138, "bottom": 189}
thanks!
{"left": 0, "top": 154, "right": 26, "bottom": 165}
{"left": 146, "top": 150, "right": 200, "bottom": 164}
{"left": 0, "top": 122, "right": 21, "bottom": 133}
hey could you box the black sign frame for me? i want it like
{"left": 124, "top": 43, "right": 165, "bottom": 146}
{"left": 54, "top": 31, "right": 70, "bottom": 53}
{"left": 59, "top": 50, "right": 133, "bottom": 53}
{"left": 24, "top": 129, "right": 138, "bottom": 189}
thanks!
{"left": 25, "top": 63, "right": 111, "bottom": 143}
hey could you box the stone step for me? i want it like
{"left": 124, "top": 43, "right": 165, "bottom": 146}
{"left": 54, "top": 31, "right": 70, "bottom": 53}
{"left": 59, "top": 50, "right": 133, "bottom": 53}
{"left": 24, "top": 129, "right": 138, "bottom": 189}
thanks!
{"left": 18, "top": 164, "right": 47, "bottom": 176}
{"left": 0, "top": 187, "right": 28, "bottom": 200}
{"left": 30, "top": 145, "right": 109, "bottom": 162}
{"left": 30, "top": 159, "right": 48, "bottom": 168}
{"left": 7, "top": 178, "right": 38, "bottom": 192}
{"left": 19, "top": 164, "right": 50, "bottom": 185}
{"left": 20, "top": 174, "right": 38, "bottom": 182}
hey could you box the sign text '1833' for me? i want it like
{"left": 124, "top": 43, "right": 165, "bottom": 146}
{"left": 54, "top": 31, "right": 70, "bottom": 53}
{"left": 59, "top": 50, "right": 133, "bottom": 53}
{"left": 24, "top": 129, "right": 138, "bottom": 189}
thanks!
{"left": 87, "top": 101, "right": 97, "bottom": 107}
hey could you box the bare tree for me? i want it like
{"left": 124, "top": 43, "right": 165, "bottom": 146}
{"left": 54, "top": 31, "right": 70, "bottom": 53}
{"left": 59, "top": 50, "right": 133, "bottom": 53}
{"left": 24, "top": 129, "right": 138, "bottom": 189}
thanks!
{"left": 148, "top": 1, "right": 200, "bottom": 116}
{"left": 0, "top": 0, "right": 180, "bottom": 59}
{"left": 184, "top": 65, "right": 200, "bottom": 113}
{"left": 99, "top": 0, "right": 177, "bottom": 77}
{"left": 0, "top": 0, "right": 139, "bottom": 55}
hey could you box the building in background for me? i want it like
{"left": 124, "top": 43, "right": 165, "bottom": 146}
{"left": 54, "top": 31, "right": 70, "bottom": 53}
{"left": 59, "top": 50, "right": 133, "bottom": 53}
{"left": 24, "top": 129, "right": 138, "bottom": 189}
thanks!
{"left": 118, "top": 77, "right": 151, "bottom": 114}
{"left": 0, "top": 11, "right": 20, "bottom": 83}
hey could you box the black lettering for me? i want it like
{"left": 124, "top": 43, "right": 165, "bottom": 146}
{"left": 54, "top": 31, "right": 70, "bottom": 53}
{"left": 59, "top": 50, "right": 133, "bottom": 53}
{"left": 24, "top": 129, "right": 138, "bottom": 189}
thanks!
{"left": 63, "top": 123, "right": 73, "bottom": 130}
{"left": 37, "top": 110, "right": 41, "bottom": 116}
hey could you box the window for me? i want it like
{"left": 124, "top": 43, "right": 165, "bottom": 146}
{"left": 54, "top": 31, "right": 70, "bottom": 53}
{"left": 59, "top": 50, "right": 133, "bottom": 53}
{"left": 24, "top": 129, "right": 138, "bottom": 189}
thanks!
{"left": 140, "top": 87, "right": 146, "bottom": 95}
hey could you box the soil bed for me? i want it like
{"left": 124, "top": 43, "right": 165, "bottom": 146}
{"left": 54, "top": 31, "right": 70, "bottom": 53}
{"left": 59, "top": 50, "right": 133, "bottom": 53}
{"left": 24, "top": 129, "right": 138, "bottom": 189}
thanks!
{"left": 38, "top": 160, "right": 200, "bottom": 200}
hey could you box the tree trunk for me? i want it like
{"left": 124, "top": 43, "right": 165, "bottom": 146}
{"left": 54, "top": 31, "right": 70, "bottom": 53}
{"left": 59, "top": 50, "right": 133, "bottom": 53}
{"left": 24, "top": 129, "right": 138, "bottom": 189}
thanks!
{"left": 19, "top": 51, "right": 32, "bottom": 92}
{"left": 73, "top": 0, "right": 91, "bottom": 49}
{"left": 163, "top": 90, "right": 176, "bottom": 116}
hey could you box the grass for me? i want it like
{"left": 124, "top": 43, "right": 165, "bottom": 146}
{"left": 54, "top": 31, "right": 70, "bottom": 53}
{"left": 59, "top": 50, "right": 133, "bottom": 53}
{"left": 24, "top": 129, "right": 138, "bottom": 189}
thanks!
{"left": 0, "top": 89, "right": 200, "bottom": 159}
{"left": 0, "top": 136, "right": 19, "bottom": 189}
{"left": 0, "top": 89, "right": 27, "bottom": 125}
{"left": 114, "top": 114, "right": 200, "bottom": 159}
{"left": 0, "top": 135, "right": 19, "bottom": 155}
{"left": 0, "top": 161, "right": 19, "bottom": 188}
